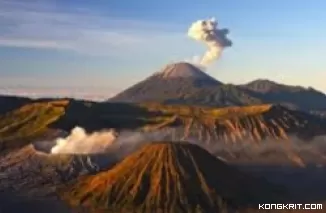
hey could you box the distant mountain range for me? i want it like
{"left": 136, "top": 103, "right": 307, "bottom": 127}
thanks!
{"left": 110, "top": 62, "right": 326, "bottom": 114}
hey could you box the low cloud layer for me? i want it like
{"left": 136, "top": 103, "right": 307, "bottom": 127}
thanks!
{"left": 48, "top": 125, "right": 326, "bottom": 167}
{"left": 0, "top": 86, "right": 118, "bottom": 101}
{"left": 49, "top": 127, "right": 175, "bottom": 156}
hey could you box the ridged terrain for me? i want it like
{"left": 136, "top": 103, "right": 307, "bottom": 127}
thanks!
{"left": 0, "top": 144, "right": 117, "bottom": 197}
{"left": 2, "top": 99, "right": 326, "bottom": 159}
{"left": 0, "top": 100, "right": 69, "bottom": 153}
{"left": 141, "top": 103, "right": 326, "bottom": 143}
{"left": 60, "top": 142, "right": 283, "bottom": 212}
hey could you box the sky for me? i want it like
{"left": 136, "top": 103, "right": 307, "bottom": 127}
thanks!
{"left": 0, "top": 0, "right": 326, "bottom": 100}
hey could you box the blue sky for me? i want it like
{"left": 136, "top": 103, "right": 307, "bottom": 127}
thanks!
{"left": 0, "top": 0, "right": 326, "bottom": 99}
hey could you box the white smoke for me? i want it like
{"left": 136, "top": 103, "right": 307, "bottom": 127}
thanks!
{"left": 188, "top": 17, "right": 232, "bottom": 66}
{"left": 50, "top": 126, "right": 118, "bottom": 154}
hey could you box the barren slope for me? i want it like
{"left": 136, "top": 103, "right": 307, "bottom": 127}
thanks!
{"left": 141, "top": 103, "right": 326, "bottom": 143}
{"left": 60, "top": 142, "right": 283, "bottom": 212}
{"left": 109, "top": 62, "right": 261, "bottom": 106}
{"left": 0, "top": 144, "right": 117, "bottom": 197}
{"left": 2, "top": 100, "right": 326, "bottom": 166}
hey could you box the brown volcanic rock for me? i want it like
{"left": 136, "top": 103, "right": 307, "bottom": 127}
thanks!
{"left": 141, "top": 103, "right": 326, "bottom": 143}
{"left": 0, "top": 144, "right": 117, "bottom": 198}
{"left": 135, "top": 103, "right": 326, "bottom": 166}
{"left": 60, "top": 142, "right": 282, "bottom": 212}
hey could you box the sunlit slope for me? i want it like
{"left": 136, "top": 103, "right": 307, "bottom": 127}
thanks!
{"left": 0, "top": 100, "right": 165, "bottom": 152}
{"left": 0, "top": 100, "right": 68, "bottom": 151}
{"left": 140, "top": 103, "right": 326, "bottom": 143}
{"left": 60, "top": 142, "right": 282, "bottom": 212}
{"left": 1, "top": 100, "right": 325, "bottom": 153}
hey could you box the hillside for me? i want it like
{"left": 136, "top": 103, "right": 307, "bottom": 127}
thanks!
{"left": 0, "top": 144, "right": 117, "bottom": 197}
{"left": 0, "top": 100, "right": 69, "bottom": 152}
{"left": 1, "top": 99, "right": 326, "bottom": 161}
{"left": 0, "top": 95, "right": 33, "bottom": 115}
{"left": 110, "top": 62, "right": 326, "bottom": 112}
{"left": 140, "top": 102, "right": 326, "bottom": 142}
{"left": 239, "top": 79, "right": 326, "bottom": 111}
{"left": 60, "top": 142, "right": 283, "bottom": 212}
{"left": 110, "top": 62, "right": 259, "bottom": 106}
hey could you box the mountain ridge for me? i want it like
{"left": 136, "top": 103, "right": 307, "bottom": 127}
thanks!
{"left": 2, "top": 99, "right": 326, "bottom": 156}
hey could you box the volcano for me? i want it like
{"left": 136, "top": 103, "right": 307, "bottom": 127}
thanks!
{"left": 110, "top": 62, "right": 260, "bottom": 107}
{"left": 110, "top": 62, "right": 326, "bottom": 112}
{"left": 110, "top": 62, "right": 221, "bottom": 103}
{"left": 60, "top": 142, "right": 283, "bottom": 212}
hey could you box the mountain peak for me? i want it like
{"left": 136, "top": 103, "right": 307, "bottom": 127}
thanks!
{"left": 154, "top": 62, "right": 217, "bottom": 81}
{"left": 109, "top": 62, "right": 223, "bottom": 103}
{"left": 61, "top": 141, "right": 282, "bottom": 212}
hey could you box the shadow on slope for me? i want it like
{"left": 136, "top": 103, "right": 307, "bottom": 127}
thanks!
{"left": 49, "top": 101, "right": 167, "bottom": 132}
{"left": 0, "top": 144, "right": 118, "bottom": 198}
{"left": 0, "top": 95, "right": 33, "bottom": 115}
{"left": 240, "top": 79, "right": 326, "bottom": 112}
{"left": 0, "top": 191, "right": 71, "bottom": 213}
{"left": 237, "top": 164, "right": 326, "bottom": 204}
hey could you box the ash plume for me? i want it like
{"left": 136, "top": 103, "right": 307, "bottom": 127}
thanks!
{"left": 188, "top": 17, "right": 232, "bottom": 66}
{"left": 50, "top": 126, "right": 118, "bottom": 154}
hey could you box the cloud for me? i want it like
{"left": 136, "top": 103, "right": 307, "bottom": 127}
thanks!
{"left": 0, "top": 0, "right": 180, "bottom": 55}
{"left": 0, "top": 38, "right": 72, "bottom": 50}
{"left": 0, "top": 86, "right": 119, "bottom": 101}
{"left": 51, "top": 126, "right": 118, "bottom": 154}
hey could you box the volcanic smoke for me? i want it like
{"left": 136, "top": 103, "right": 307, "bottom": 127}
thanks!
{"left": 188, "top": 17, "right": 232, "bottom": 66}
{"left": 50, "top": 126, "right": 117, "bottom": 154}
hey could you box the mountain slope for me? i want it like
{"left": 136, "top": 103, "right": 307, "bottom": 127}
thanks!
{"left": 0, "top": 95, "right": 33, "bottom": 115}
{"left": 0, "top": 100, "right": 68, "bottom": 153}
{"left": 110, "top": 62, "right": 259, "bottom": 106}
{"left": 165, "top": 84, "right": 262, "bottom": 106}
{"left": 0, "top": 144, "right": 117, "bottom": 197}
{"left": 2, "top": 99, "right": 326, "bottom": 160}
{"left": 60, "top": 142, "right": 283, "bottom": 212}
{"left": 111, "top": 62, "right": 326, "bottom": 111}
{"left": 141, "top": 103, "right": 326, "bottom": 143}
{"left": 240, "top": 79, "right": 326, "bottom": 111}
